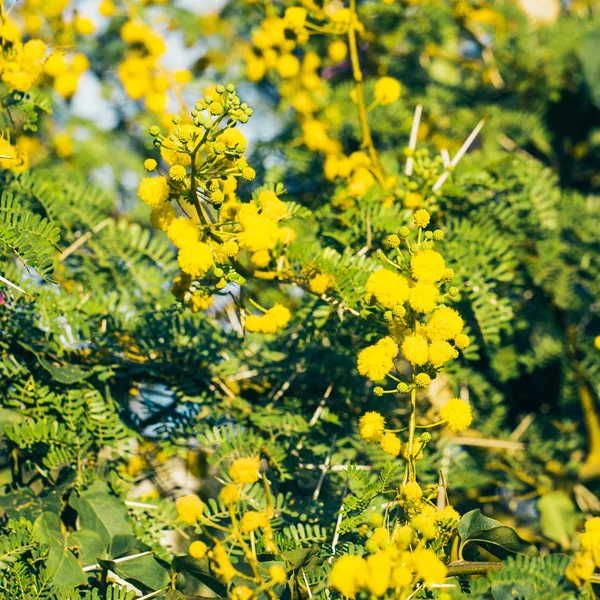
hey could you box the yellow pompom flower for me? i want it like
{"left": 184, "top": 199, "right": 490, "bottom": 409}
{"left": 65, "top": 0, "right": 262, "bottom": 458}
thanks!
{"left": 454, "top": 333, "right": 471, "bottom": 349}
{"left": 380, "top": 432, "right": 401, "bottom": 457}
{"left": 594, "top": 335, "right": 600, "bottom": 350}
{"left": 54, "top": 133, "right": 74, "bottom": 158}
{"left": 250, "top": 250, "right": 271, "bottom": 268}
{"left": 366, "top": 269, "right": 410, "bottom": 308}
{"left": 374, "top": 76, "right": 402, "bottom": 105}
{"left": 277, "top": 54, "right": 301, "bottom": 78}
{"left": 241, "top": 166, "right": 256, "bottom": 181}
{"left": 231, "top": 586, "right": 253, "bottom": 600}
{"left": 439, "top": 398, "right": 472, "bottom": 432}
{"left": 256, "top": 306, "right": 290, "bottom": 333}
{"left": 401, "top": 481, "right": 423, "bottom": 502}
{"left": 269, "top": 565, "right": 287, "bottom": 584}
{"left": 229, "top": 456, "right": 260, "bottom": 484}
{"left": 74, "top": 16, "right": 95, "bottom": 35}
{"left": 408, "top": 283, "right": 439, "bottom": 313}
{"left": 45, "top": 51, "right": 67, "bottom": 76}
{"left": 367, "top": 550, "right": 393, "bottom": 595}
{"left": 436, "top": 505, "right": 461, "bottom": 525}
{"left": 329, "top": 555, "right": 368, "bottom": 598}
{"left": 309, "top": 273, "right": 333, "bottom": 295}
{"left": 401, "top": 334, "right": 429, "bottom": 366}
{"left": 177, "top": 241, "right": 214, "bottom": 277}
{"left": 176, "top": 495, "right": 204, "bottom": 525}
{"left": 404, "top": 192, "right": 422, "bottom": 208}
{"left": 328, "top": 40, "right": 348, "bottom": 62}
{"left": 219, "top": 483, "right": 241, "bottom": 506}
{"left": 414, "top": 373, "right": 431, "bottom": 388}
{"left": 138, "top": 176, "right": 169, "bottom": 207}
{"left": 238, "top": 211, "right": 279, "bottom": 252}
{"left": 167, "top": 217, "right": 200, "bottom": 249}
{"left": 411, "top": 250, "right": 446, "bottom": 283}
{"left": 428, "top": 340, "right": 458, "bottom": 367}
{"left": 357, "top": 336, "right": 397, "bottom": 381}
{"left": 246, "top": 304, "right": 291, "bottom": 334}
{"left": 169, "top": 164, "right": 187, "bottom": 182}
{"left": 359, "top": 411, "right": 386, "bottom": 442}
{"left": 189, "top": 540, "right": 208, "bottom": 559}
{"left": 428, "top": 306, "right": 464, "bottom": 341}
{"left": 414, "top": 209, "right": 430, "bottom": 228}
{"left": 258, "top": 191, "right": 287, "bottom": 221}
{"left": 99, "top": 0, "right": 116, "bottom": 17}
{"left": 150, "top": 202, "right": 175, "bottom": 231}
{"left": 241, "top": 511, "right": 268, "bottom": 533}
{"left": 144, "top": 158, "right": 157, "bottom": 171}
{"left": 284, "top": 6, "right": 307, "bottom": 26}
{"left": 414, "top": 549, "right": 447, "bottom": 585}
{"left": 392, "top": 564, "right": 413, "bottom": 587}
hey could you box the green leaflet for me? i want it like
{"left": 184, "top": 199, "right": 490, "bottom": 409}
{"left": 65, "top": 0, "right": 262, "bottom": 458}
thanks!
{"left": 457, "top": 510, "right": 537, "bottom": 562}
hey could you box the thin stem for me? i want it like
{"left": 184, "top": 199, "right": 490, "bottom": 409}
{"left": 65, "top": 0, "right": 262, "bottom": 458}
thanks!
{"left": 446, "top": 561, "right": 503, "bottom": 576}
{"left": 347, "top": 0, "right": 381, "bottom": 176}
{"left": 405, "top": 384, "right": 417, "bottom": 483}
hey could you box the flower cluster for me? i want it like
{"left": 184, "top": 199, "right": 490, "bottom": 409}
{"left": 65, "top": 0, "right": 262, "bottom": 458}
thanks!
{"left": 357, "top": 210, "right": 470, "bottom": 391}
{"left": 181, "top": 456, "right": 287, "bottom": 599}
{"left": 138, "top": 85, "right": 293, "bottom": 331}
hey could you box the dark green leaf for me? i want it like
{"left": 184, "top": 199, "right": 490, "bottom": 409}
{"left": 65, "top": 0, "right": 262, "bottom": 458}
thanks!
{"left": 457, "top": 510, "right": 537, "bottom": 561}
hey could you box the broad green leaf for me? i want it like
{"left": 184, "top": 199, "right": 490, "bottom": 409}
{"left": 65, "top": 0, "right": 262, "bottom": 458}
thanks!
{"left": 69, "top": 480, "right": 133, "bottom": 547}
{"left": 172, "top": 555, "right": 227, "bottom": 597}
{"left": 538, "top": 491, "right": 579, "bottom": 548}
{"left": 110, "top": 534, "right": 150, "bottom": 558}
{"left": 71, "top": 529, "right": 106, "bottom": 566}
{"left": 33, "top": 512, "right": 87, "bottom": 587}
{"left": 111, "top": 553, "right": 170, "bottom": 592}
{"left": 457, "top": 509, "right": 537, "bottom": 561}
{"left": 0, "top": 474, "right": 75, "bottom": 520}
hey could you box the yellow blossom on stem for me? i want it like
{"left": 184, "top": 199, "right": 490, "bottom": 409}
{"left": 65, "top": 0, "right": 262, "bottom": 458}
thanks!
{"left": 359, "top": 411, "right": 386, "bottom": 442}
{"left": 189, "top": 540, "right": 208, "bottom": 559}
{"left": 414, "top": 549, "right": 447, "bottom": 585}
{"left": 269, "top": 565, "right": 287, "bottom": 584}
{"left": 309, "top": 273, "right": 333, "bottom": 295}
{"left": 366, "top": 269, "right": 410, "bottom": 308}
{"left": 401, "top": 333, "right": 429, "bottom": 366}
{"left": 414, "top": 209, "right": 430, "bottom": 228}
{"left": 439, "top": 398, "right": 472, "bottom": 432}
{"left": 177, "top": 241, "right": 214, "bottom": 277}
{"left": 411, "top": 250, "right": 446, "bottom": 283}
{"left": 229, "top": 456, "right": 260, "bottom": 484}
{"left": 219, "top": 483, "right": 241, "bottom": 506}
{"left": 374, "top": 76, "right": 402, "bottom": 105}
{"left": 427, "top": 306, "right": 464, "bottom": 340}
{"left": 380, "top": 432, "right": 401, "bottom": 457}
{"left": 357, "top": 336, "right": 397, "bottom": 381}
{"left": 240, "top": 511, "right": 268, "bottom": 533}
{"left": 408, "top": 282, "right": 440, "bottom": 313}
{"left": 138, "top": 176, "right": 170, "bottom": 206}
{"left": 176, "top": 495, "right": 204, "bottom": 525}
{"left": 428, "top": 340, "right": 458, "bottom": 367}
{"left": 329, "top": 555, "right": 368, "bottom": 598}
